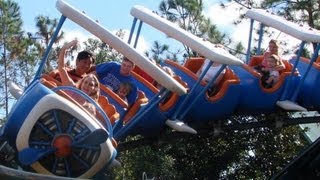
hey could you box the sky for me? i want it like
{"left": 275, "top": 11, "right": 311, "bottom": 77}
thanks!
{"left": 12, "top": 0, "right": 306, "bottom": 61}
{"left": 12, "top": 0, "right": 258, "bottom": 59}
{"left": 14, "top": 0, "right": 162, "bottom": 53}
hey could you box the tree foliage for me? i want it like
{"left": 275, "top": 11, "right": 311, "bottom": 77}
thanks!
{"left": 158, "top": 0, "right": 229, "bottom": 60}
{"left": 231, "top": 0, "right": 320, "bottom": 54}
{"left": 34, "top": 15, "right": 64, "bottom": 72}
{"left": 107, "top": 114, "right": 308, "bottom": 179}
{"left": 0, "top": 0, "right": 23, "bottom": 117}
{"left": 0, "top": 2, "right": 64, "bottom": 119}
{"left": 83, "top": 29, "right": 126, "bottom": 64}
{"left": 260, "top": 0, "right": 320, "bottom": 51}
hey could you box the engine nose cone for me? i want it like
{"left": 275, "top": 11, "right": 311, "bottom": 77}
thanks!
{"left": 52, "top": 134, "right": 73, "bottom": 157}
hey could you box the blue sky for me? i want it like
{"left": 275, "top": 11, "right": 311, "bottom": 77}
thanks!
{"left": 14, "top": 0, "right": 187, "bottom": 55}
{"left": 14, "top": 0, "right": 252, "bottom": 58}
{"left": 15, "top": 0, "right": 159, "bottom": 32}
{"left": 13, "top": 0, "right": 301, "bottom": 60}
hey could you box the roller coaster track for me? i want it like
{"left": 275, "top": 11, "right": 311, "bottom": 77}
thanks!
{"left": 117, "top": 111, "right": 320, "bottom": 151}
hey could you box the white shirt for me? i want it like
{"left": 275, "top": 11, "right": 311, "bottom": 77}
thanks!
{"left": 270, "top": 70, "right": 279, "bottom": 77}
{"left": 201, "top": 59, "right": 226, "bottom": 82}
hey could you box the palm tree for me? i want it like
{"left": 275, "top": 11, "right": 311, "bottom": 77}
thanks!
{"left": 148, "top": 41, "right": 169, "bottom": 63}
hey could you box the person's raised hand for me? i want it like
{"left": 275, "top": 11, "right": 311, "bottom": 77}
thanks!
{"left": 63, "top": 39, "right": 78, "bottom": 49}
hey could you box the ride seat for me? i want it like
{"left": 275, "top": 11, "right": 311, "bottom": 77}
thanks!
{"left": 132, "top": 66, "right": 154, "bottom": 84}
{"left": 207, "top": 68, "right": 240, "bottom": 101}
{"left": 41, "top": 77, "right": 58, "bottom": 89}
{"left": 41, "top": 74, "right": 62, "bottom": 86}
{"left": 100, "top": 84, "right": 128, "bottom": 108}
{"left": 164, "top": 59, "right": 204, "bottom": 86}
{"left": 97, "top": 96, "right": 120, "bottom": 125}
{"left": 159, "top": 75, "right": 189, "bottom": 112}
{"left": 248, "top": 56, "right": 299, "bottom": 92}
{"left": 248, "top": 55, "right": 263, "bottom": 67}
{"left": 316, "top": 56, "right": 320, "bottom": 64}
{"left": 131, "top": 71, "right": 159, "bottom": 98}
{"left": 42, "top": 73, "right": 122, "bottom": 125}
{"left": 48, "top": 69, "right": 60, "bottom": 80}
{"left": 299, "top": 56, "right": 320, "bottom": 70}
{"left": 282, "top": 60, "right": 292, "bottom": 72}
{"left": 122, "top": 90, "right": 149, "bottom": 124}
{"left": 184, "top": 57, "right": 205, "bottom": 73}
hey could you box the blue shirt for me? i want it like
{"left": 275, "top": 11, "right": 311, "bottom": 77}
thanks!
{"left": 96, "top": 62, "right": 137, "bottom": 106}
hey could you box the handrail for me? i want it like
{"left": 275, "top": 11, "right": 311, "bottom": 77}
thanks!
{"left": 246, "top": 9, "right": 320, "bottom": 42}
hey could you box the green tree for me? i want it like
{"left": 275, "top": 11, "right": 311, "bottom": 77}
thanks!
{"left": 145, "top": 40, "right": 169, "bottom": 63}
{"left": 260, "top": 0, "right": 320, "bottom": 51}
{"left": 0, "top": 0, "right": 24, "bottom": 117}
{"left": 109, "top": 114, "right": 308, "bottom": 179}
{"left": 82, "top": 29, "right": 126, "bottom": 65}
{"left": 230, "top": 0, "right": 320, "bottom": 54}
{"left": 159, "top": 0, "right": 228, "bottom": 59}
{"left": 11, "top": 33, "right": 41, "bottom": 86}
{"left": 145, "top": 39, "right": 184, "bottom": 63}
{"left": 34, "top": 15, "right": 64, "bottom": 72}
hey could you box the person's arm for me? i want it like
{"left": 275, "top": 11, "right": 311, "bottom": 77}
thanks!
{"left": 196, "top": 59, "right": 209, "bottom": 77}
{"left": 212, "top": 66, "right": 226, "bottom": 85}
{"left": 126, "top": 80, "right": 138, "bottom": 106}
{"left": 261, "top": 66, "right": 271, "bottom": 72}
{"left": 261, "top": 52, "right": 270, "bottom": 67}
{"left": 275, "top": 59, "right": 286, "bottom": 71}
{"left": 83, "top": 101, "right": 96, "bottom": 116}
{"left": 196, "top": 64, "right": 203, "bottom": 76}
{"left": 58, "top": 40, "right": 78, "bottom": 86}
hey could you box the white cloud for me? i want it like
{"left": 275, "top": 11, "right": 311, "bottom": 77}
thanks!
{"left": 205, "top": 2, "right": 250, "bottom": 47}
{"left": 204, "top": 1, "right": 305, "bottom": 59}
{"left": 62, "top": 28, "right": 94, "bottom": 46}
{"left": 121, "top": 29, "right": 150, "bottom": 54}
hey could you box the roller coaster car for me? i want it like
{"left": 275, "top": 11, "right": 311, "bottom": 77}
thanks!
{"left": 162, "top": 58, "right": 241, "bottom": 123}
{"left": 248, "top": 56, "right": 298, "bottom": 92}
{"left": 230, "top": 56, "right": 300, "bottom": 112}
{"left": 112, "top": 72, "right": 189, "bottom": 140}
{"left": 42, "top": 73, "right": 121, "bottom": 126}
{"left": 2, "top": 78, "right": 117, "bottom": 178}
{"left": 47, "top": 67, "right": 180, "bottom": 140}
{"left": 290, "top": 56, "right": 320, "bottom": 109}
